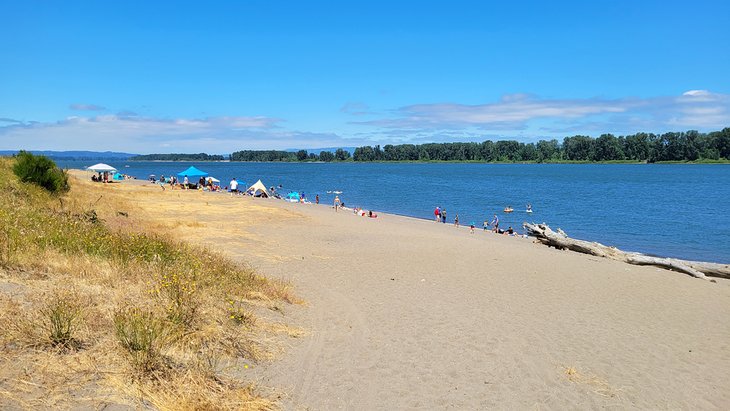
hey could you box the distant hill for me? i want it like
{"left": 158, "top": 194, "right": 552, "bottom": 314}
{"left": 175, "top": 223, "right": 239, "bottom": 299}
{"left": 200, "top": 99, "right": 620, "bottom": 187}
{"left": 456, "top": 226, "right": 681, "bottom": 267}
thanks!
{"left": 0, "top": 150, "right": 138, "bottom": 161}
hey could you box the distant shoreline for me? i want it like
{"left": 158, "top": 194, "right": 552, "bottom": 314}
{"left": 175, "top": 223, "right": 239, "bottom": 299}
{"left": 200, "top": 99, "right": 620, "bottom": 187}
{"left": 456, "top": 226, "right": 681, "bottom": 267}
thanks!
{"left": 124, "top": 159, "right": 730, "bottom": 165}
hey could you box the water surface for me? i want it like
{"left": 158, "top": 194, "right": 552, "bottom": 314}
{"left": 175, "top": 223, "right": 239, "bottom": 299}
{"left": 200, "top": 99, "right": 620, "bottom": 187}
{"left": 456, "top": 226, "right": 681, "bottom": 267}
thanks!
{"left": 59, "top": 161, "right": 730, "bottom": 263}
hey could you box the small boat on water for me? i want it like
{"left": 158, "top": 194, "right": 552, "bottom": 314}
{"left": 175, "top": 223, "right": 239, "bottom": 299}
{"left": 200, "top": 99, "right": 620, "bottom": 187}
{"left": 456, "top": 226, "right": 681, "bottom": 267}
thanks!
{"left": 503, "top": 206, "right": 514, "bottom": 213}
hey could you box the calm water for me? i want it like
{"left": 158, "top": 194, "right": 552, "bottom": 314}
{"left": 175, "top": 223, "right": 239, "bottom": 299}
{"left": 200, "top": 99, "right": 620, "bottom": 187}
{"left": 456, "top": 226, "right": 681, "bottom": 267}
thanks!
{"left": 59, "top": 161, "right": 730, "bottom": 263}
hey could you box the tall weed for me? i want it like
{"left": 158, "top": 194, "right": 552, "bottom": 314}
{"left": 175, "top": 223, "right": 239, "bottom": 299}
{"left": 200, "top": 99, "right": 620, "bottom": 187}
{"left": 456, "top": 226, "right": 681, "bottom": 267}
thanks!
{"left": 113, "top": 307, "right": 174, "bottom": 373}
{"left": 39, "top": 291, "right": 84, "bottom": 349}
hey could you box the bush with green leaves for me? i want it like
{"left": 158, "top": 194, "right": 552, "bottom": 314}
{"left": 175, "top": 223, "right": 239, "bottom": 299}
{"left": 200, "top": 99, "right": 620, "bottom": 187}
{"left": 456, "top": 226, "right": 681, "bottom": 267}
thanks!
{"left": 12, "top": 150, "right": 69, "bottom": 193}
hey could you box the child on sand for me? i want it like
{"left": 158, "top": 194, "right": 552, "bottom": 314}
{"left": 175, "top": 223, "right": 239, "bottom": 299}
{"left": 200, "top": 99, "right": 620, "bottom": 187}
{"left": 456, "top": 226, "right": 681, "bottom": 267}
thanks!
{"left": 454, "top": 214, "right": 459, "bottom": 227}
{"left": 470, "top": 222, "right": 475, "bottom": 234}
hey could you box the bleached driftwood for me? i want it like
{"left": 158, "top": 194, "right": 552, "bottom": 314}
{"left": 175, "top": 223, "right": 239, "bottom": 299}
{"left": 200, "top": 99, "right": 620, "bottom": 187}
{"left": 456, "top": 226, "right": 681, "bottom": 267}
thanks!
{"left": 523, "top": 222, "right": 730, "bottom": 281}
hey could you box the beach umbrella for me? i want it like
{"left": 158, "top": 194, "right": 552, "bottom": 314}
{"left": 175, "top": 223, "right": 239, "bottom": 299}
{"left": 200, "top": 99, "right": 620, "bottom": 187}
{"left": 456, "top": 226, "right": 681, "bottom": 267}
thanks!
{"left": 86, "top": 163, "right": 117, "bottom": 172}
{"left": 176, "top": 166, "right": 208, "bottom": 178}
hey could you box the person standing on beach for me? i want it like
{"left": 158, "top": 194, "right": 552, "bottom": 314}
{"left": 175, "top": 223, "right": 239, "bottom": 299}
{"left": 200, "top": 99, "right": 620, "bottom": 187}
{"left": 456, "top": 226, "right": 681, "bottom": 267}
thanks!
{"left": 434, "top": 206, "right": 440, "bottom": 222}
{"left": 230, "top": 178, "right": 238, "bottom": 194}
{"left": 483, "top": 219, "right": 489, "bottom": 231}
{"left": 490, "top": 214, "right": 499, "bottom": 232}
{"left": 334, "top": 195, "right": 340, "bottom": 211}
{"left": 316, "top": 194, "right": 319, "bottom": 204}
{"left": 441, "top": 208, "right": 446, "bottom": 223}
{"left": 454, "top": 214, "right": 459, "bottom": 227}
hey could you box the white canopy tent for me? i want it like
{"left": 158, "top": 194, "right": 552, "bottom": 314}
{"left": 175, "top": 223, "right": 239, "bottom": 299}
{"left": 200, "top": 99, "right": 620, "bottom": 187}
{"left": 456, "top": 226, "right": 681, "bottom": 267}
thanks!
{"left": 86, "top": 163, "right": 117, "bottom": 172}
{"left": 246, "top": 179, "right": 270, "bottom": 197}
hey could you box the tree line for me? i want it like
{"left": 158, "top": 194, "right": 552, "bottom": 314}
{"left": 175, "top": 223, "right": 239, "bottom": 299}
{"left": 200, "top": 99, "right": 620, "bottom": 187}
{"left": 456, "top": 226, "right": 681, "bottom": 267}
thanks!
{"left": 130, "top": 153, "right": 225, "bottom": 161}
{"left": 352, "top": 128, "right": 730, "bottom": 162}
{"left": 230, "top": 148, "right": 352, "bottom": 162}
{"left": 130, "top": 128, "right": 730, "bottom": 163}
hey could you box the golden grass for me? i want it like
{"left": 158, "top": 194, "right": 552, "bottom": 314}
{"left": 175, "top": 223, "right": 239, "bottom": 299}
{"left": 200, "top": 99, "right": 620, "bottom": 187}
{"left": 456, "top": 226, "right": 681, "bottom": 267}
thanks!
{"left": 0, "top": 157, "right": 300, "bottom": 409}
{"left": 563, "top": 365, "right": 622, "bottom": 398}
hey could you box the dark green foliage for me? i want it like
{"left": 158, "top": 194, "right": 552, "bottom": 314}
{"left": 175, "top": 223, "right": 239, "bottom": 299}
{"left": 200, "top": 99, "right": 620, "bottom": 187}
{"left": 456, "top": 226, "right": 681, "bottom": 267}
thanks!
{"left": 319, "top": 151, "right": 335, "bottom": 162}
{"left": 230, "top": 148, "right": 351, "bottom": 162}
{"left": 230, "top": 150, "right": 297, "bottom": 161}
{"left": 12, "top": 150, "right": 69, "bottom": 193}
{"left": 351, "top": 128, "right": 730, "bottom": 162}
{"left": 335, "top": 148, "right": 351, "bottom": 161}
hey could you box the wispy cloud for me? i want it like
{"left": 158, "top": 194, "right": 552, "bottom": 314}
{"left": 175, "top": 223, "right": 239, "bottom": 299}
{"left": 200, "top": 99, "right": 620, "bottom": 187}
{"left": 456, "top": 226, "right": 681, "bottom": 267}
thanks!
{"left": 0, "top": 117, "right": 24, "bottom": 124}
{"left": 353, "top": 91, "right": 730, "bottom": 136}
{"left": 340, "top": 102, "right": 374, "bottom": 116}
{"left": 69, "top": 103, "right": 107, "bottom": 111}
{"left": 0, "top": 114, "right": 347, "bottom": 153}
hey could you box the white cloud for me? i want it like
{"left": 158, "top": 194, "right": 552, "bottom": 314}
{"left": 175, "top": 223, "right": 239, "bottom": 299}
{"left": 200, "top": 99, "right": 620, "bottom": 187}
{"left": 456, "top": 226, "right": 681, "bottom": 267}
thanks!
{"left": 353, "top": 91, "right": 730, "bottom": 136}
{"left": 0, "top": 114, "right": 346, "bottom": 153}
{"left": 682, "top": 90, "right": 710, "bottom": 97}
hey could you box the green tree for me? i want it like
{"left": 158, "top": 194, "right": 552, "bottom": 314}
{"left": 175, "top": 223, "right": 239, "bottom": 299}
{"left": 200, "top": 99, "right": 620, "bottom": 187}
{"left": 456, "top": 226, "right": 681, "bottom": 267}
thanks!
{"left": 319, "top": 151, "right": 335, "bottom": 162}
{"left": 13, "top": 151, "right": 69, "bottom": 193}
{"left": 710, "top": 128, "right": 730, "bottom": 159}
{"left": 353, "top": 146, "right": 375, "bottom": 161}
{"left": 593, "top": 134, "right": 624, "bottom": 161}
{"left": 562, "top": 136, "right": 594, "bottom": 161}
{"left": 335, "top": 148, "right": 351, "bottom": 161}
{"left": 296, "top": 150, "right": 308, "bottom": 161}
{"left": 536, "top": 139, "right": 559, "bottom": 162}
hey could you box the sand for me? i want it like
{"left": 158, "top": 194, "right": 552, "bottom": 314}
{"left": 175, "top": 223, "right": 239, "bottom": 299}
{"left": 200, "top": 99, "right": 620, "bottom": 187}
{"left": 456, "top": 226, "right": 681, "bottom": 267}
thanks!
{"left": 76, "top": 175, "right": 730, "bottom": 409}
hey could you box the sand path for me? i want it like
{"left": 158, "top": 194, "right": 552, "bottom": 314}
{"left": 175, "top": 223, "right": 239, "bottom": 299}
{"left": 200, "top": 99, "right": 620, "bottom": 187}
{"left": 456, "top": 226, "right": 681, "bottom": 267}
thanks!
{"left": 96, "top": 180, "right": 730, "bottom": 410}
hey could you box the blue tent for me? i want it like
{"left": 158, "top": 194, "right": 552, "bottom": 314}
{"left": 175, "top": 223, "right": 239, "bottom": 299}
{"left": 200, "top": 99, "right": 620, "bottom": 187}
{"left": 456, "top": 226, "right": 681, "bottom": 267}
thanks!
{"left": 285, "top": 191, "right": 300, "bottom": 202}
{"left": 177, "top": 166, "right": 208, "bottom": 178}
{"left": 112, "top": 172, "right": 124, "bottom": 180}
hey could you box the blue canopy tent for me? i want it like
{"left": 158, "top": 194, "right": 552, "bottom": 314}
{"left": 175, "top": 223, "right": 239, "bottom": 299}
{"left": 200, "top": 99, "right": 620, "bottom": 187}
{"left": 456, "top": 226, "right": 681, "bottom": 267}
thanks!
{"left": 285, "top": 192, "right": 300, "bottom": 202}
{"left": 112, "top": 172, "right": 124, "bottom": 181}
{"left": 177, "top": 166, "right": 208, "bottom": 179}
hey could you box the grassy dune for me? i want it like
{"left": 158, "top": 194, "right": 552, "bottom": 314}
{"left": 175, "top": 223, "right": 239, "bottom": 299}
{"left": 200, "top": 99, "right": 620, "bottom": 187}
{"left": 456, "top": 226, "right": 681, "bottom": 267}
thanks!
{"left": 0, "top": 157, "right": 300, "bottom": 409}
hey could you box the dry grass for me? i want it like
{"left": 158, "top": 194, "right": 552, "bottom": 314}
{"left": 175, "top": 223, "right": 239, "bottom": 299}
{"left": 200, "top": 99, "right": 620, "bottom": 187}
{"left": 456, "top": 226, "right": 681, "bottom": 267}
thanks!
{"left": 0, "top": 157, "right": 300, "bottom": 409}
{"left": 563, "top": 365, "right": 622, "bottom": 399}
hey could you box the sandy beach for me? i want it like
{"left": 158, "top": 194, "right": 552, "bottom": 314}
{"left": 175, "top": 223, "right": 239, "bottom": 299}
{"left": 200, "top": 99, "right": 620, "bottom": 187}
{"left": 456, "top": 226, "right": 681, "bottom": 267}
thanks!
{"left": 75, "top": 175, "right": 730, "bottom": 409}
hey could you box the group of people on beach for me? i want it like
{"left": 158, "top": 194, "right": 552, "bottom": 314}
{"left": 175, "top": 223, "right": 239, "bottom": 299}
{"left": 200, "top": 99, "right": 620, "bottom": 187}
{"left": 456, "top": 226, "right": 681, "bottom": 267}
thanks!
{"left": 153, "top": 174, "right": 223, "bottom": 192}
{"left": 433, "top": 206, "right": 525, "bottom": 237}
{"left": 149, "top": 173, "right": 382, "bottom": 218}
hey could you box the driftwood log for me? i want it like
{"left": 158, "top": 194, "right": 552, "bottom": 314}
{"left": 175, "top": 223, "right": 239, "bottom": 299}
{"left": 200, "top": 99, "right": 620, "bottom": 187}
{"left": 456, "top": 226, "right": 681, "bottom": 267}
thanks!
{"left": 523, "top": 222, "right": 730, "bottom": 281}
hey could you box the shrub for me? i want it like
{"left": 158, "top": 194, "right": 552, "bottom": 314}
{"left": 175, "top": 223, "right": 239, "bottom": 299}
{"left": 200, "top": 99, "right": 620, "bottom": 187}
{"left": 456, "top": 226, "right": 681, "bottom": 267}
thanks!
{"left": 113, "top": 307, "right": 172, "bottom": 373}
{"left": 12, "top": 150, "right": 69, "bottom": 193}
{"left": 40, "top": 292, "right": 83, "bottom": 349}
{"left": 154, "top": 270, "right": 199, "bottom": 328}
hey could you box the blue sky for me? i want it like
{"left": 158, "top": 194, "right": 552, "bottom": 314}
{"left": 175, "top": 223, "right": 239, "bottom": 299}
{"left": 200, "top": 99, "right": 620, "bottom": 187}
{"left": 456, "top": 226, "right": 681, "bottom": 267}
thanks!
{"left": 1, "top": 0, "right": 729, "bottom": 153}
